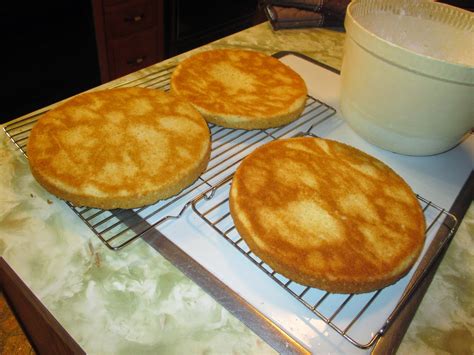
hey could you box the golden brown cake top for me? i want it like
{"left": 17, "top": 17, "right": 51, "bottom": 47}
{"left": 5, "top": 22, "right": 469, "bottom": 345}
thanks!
{"left": 170, "top": 49, "right": 308, "bottom": 119}
{"left": 28, "top": 87, "right": 210, "bottom": 209}
{"left": 229, "top": 137, "right": 426, "bottom": 293}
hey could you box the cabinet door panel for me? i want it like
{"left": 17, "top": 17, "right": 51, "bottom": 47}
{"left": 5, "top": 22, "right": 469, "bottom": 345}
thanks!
{"left": 104, "top": 0, "right": 157, "bottom": 38}
{"left": 109, "top": 28, "right": 159, "bottom": 78}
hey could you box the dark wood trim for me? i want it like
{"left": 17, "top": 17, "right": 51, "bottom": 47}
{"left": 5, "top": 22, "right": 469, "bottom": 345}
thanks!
{"left": 0, "top": 258, "right": 85, "bottom": 355}
{"left": 448, "top": 171, "right": 474, "bottom": 229}
{"left": 437, "top": 0, "right": 474, "bottom": 11}
{"left": 156, "top": 0, "right": 165, "bottom": 66}
{"left": 91, "top": 0, "right": 110, "bottom": 83}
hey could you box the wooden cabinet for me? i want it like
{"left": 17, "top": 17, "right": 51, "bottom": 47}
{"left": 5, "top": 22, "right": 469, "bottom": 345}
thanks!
{"left": 437, "top": 1, "right": 474, "bottom": 11}
{"left": 92, "top": 0, "right": 165, "bottom": 82}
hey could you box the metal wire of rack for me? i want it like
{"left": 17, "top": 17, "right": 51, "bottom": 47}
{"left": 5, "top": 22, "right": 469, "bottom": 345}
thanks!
{"left": 2, "top": 64, "right": 337, "bottom": 250}
{"left": 2, "top": 57, "right": 460, "bottom": 350}
{"left": 190, "top": 175, "right": 458, "bottom": 349}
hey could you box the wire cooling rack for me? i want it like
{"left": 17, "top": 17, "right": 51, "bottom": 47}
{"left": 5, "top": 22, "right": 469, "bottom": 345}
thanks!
{"left": 2, "top": 64, "right": 337, "bottom": 250}
{"left": 3, "top": 57, "right": 460, "bottom": 350}
{"left": 190, "top": 174, "right": 458, "bottom": 349}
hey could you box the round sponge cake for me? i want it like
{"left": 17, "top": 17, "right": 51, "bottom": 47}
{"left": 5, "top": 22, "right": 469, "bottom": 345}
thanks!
{"left": 28, "top": 87, "right": 211, "bottom": 210}
{"left": 229, "top": 137, "right": 426, "bottom": 294}
{"left": 170, "top": 49, "right": 308, "bottom": 130}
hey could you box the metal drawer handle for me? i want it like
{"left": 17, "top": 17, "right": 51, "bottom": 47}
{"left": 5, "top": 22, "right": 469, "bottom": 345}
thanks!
{"left": 127, "top": 56, "right": 146, "bottom": 65}
{"left": 124, "top": 14, "right": 144, "bottom": 22}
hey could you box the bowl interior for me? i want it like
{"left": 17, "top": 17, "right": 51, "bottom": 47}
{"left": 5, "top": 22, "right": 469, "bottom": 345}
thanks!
{"left": 350, "top": 0, "right": 473, "bottom": 67}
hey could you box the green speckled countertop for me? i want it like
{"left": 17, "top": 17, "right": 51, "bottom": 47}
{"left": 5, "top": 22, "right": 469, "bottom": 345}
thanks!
{"left": 1, "top": 22, "right": 473, "bottom": 354}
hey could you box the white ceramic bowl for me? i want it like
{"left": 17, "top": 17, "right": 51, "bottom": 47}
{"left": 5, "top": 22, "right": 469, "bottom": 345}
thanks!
{"left": 340, "top": 0, "right": 474, "bottom": 155}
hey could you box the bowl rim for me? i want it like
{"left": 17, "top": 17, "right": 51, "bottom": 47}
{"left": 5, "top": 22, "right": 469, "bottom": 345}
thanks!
{"left": 345, "top": 0, "right": 474, "bottom": 84}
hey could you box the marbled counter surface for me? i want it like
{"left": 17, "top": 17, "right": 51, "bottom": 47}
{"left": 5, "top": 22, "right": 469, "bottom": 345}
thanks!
{"left": 1, "top": 22, "right": 473, "bottom": 354}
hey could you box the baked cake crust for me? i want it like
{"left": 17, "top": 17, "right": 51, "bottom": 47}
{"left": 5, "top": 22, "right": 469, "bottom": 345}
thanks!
{"left": 170, "top": 49, "right": 308, "bottom": 129}
{"left": 28, "top": 87, "right": 211, "bottom": 210}
{"left": 229, "top": 137, "right": 426, "bottom": 294}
